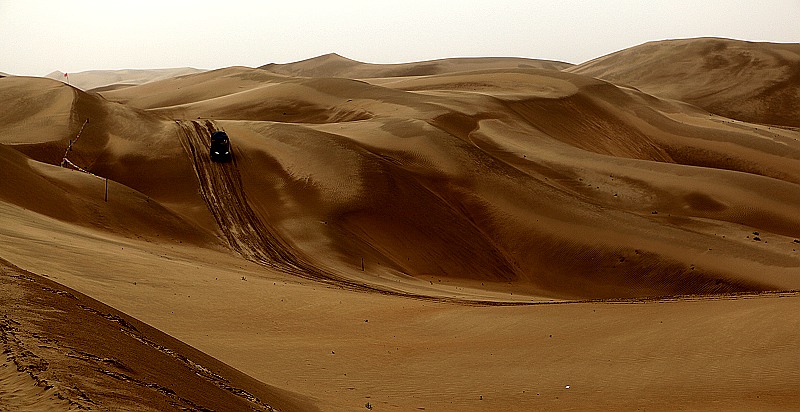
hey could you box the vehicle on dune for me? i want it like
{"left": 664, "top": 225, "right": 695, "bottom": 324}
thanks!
{"left": 210, "top": 131, "right": 231, "bottom": 162}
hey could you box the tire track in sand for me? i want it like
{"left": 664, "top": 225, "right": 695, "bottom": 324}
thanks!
{"left": 177, "top": 120, "right": 300, "bottom": 271}
{"left": 176, "top": 120, "right": 798, "bottom": 307}
{"left": 176, "top": 120, "right": 466, "bottom": 302}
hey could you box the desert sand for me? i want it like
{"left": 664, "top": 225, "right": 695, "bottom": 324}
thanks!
{"left": 567, "top": 37, "right": 800, "bottom": 127}
{"left": 45, "top": 68, "right": 205, "bottom": 93}
{"left": 1, "top": 37, "right": 799, "bottom": 411}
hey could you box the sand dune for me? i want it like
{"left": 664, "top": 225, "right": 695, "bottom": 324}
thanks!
{"left": 2, "top": 38, "right": 799, "bottom": 410}
{"left": 45, "top": 67, "right": 205, "bottom": 92}
{"left": 7, "top": 56, "right": 800, "bottom": 299}
{"left": 1, "top": 76, "right": 222, "bottom": 234}
{"left": 568, "top": 37, "right": 800, "bottom": 126}
{"left": 0, "top": 257, "right": 315, "bottom": 411}
{"left": 95, "top": 63, "right": 800, "bottom": 299}
{"left": 260, "top": 53, "right": 573, "bottom": 78}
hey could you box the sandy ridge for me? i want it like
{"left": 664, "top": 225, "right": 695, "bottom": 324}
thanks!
{"left": 175, "top": 118, "right": 800, "bottom": 306}
{"left": 176, "top": 119, "right": 547, "bottom": 305}
{"left": 0, "top": 257, "right": 318, "bottom": 411}
{"left": 260, "top": 53, "right": 573, "bottom": 79}
{"left": 567, "top": 37, "right": 800, "bottom": 126}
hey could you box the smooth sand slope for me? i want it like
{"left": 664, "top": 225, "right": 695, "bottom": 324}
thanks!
{"left": 1, "top": 39, "right": 799, "bottom": 410}
{"left": 568, "top": 37, "right": 800, "bottom": 127}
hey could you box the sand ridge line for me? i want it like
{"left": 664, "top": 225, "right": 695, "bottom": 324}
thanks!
{"left": 559, "top": 289, "right": 800, "bottom": 305}
{"left": 0, "top": 258, "right": 278, "bottom": 411}
{"left": 112, "top": 317, "right": 274, "bottom": 410}
{"left": 175, "top": 119, "right": 800, "bottom": 308}
{"left": 175, "top": 119, "right": 537, "bottom": 306}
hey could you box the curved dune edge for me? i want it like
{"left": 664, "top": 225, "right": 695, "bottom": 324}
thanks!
{"left": 567, "top": 37, "right": 800, "bottom": 127}
{"left": 4, "top": 54, "right": 800, "bottom": 301}
{"left": 98, "top": 63, "right": 800, "bottom": 298}
{"left": 0, "top": 257, "right": 318, "bottom": 412}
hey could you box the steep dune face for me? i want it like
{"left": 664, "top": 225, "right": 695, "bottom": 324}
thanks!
{"left": 96, "top": 63, "right": 800, "bottom": 299}
{"left": 260, "top": 53, "right": 573, "bottom": 78}
{"left": 6, "top": 47, "right": 800, "bottom": 300}
{"left": 0, "top": 76, "right": 74, "bottom": 147}
{"left": 0, "top": 76, "right": 218, "bottom": 244}
{"left": 567, "top": 37, "right": 800, "bottom": 126}
{"left": 0, "top": 142, "right": 213, "bottom": 245}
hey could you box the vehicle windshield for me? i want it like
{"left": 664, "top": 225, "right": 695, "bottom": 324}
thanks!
{"left": 211, "top": 132, "right": 228, "bottom": 143}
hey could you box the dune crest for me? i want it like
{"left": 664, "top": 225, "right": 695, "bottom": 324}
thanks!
{"left": 96, "top": 59, "right": 800, "bottom": 299}
{"left": 261, "top": 53, "right": 573, "bottom": 78}
{"left": 44, "top": 67, "right": 205, "bottom": 92}
{"left": 4, "top": 46, "right": 800, "bottom": 300}
{"left": 568, "top": 37, "right": 800, "bottom": 126}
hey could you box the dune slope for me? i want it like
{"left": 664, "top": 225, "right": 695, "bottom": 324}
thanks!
{"left": 96, "top": 63, "right": 800, "bottom": 299}
{"left": 567, "top": 37, "right": 800, "bottom": 126}
{"left": 0, "top": 257, "right": 316, "bottom": 411}
{"left": 4, "top": 40, "right": 800, "bottom": 301}
{"left": 0, "top": 76, "right": 223, "bottom": 240}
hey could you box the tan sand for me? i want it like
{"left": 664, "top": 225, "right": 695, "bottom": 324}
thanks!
{"left": 1, "top": 353, "right": 70, "bottom": 412}
{"left": 1, "top": 205, "right": 797, "bottom": 411}
{"left": 0, "top": 255, "right": 315, "bottom": 411}
{"left": 1, "top": 38, "right": 799, "bottom": 410}
{"left": 260, "top": 53, "right": 573, "bottom": 78}
{"left": 567, "top": 37, "right": 800, "bottom": 127}
{"left": 44, "top": 67, "right": 205, "bottom": 92}
{"left": 99, "top": 62, "right": 800, "bottom": 298}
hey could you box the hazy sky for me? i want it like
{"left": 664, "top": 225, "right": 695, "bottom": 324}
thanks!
{"left": 2, "top": 0, "right": 799, "bottom": 76}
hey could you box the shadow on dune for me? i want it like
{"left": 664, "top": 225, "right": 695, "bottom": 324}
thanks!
{"left": 3, "top": 41, "right": 800, "bottom": 301}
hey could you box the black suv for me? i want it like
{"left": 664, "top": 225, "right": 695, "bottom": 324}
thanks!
{"left": 210, "top": 131, "right": 231, "bottom": 162}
